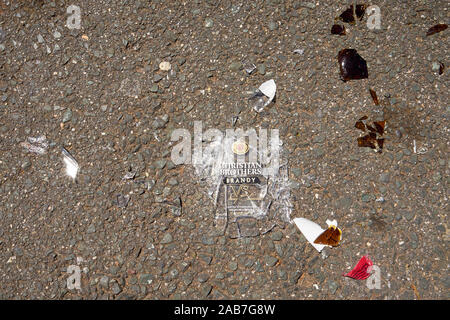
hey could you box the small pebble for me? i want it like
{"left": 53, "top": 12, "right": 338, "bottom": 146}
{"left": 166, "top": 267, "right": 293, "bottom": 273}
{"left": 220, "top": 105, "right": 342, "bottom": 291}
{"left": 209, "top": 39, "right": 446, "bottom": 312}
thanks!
{"left": 159, "top": 61, "right": 171, "bottom": 71}
{"left": 161, "top": 233, "right": 173, "bottom": 244}
{"left": 204, "top": 18, "right": 214, "bottom": 28}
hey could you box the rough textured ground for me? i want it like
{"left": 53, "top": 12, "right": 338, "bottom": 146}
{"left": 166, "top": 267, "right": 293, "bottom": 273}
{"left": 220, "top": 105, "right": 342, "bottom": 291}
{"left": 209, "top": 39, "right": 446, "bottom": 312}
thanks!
{"left": 0, "top": 0, "right": 448, "bottom": 300}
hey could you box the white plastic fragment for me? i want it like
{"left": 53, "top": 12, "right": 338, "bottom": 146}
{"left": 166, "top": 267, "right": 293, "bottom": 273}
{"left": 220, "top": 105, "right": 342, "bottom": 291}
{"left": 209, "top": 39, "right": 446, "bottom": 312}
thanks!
{"left": 62, "top": 147, "right": 79, "bottom": 180}
{"left": 325, "top": 219, "right": 338, "bottom": 228}
{"left": 159, "top": 61, "right": 171, "bottom": 71}
{"left": 293, "top": 218, "right": 326, "bottom": 252}
{"left": 252, "top": 79, "right": 276, "bottom": 112}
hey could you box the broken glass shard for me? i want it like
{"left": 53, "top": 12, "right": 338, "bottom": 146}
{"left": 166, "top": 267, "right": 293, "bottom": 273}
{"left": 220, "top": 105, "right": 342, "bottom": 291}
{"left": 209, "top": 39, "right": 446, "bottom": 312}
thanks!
{"left": 237, "top": 218, "right": 261, "bottom": 238}
{"left": 294, "top": 218, "right": 340, "bottom": 253}
{"left": 369, "top": 88, "right": 379, "bottom": 105}
{"left": 250, "top": 92, "right": 266, "bottom": 113}
{"left": 231, "top": 115, "right": 239, "bottom": 127}
{"left": 123, "top": 171, "right": 136, "bottom": 180}
{"left": 366, "top": 123, "right": 377, "bottom": 133}
{"left": 192, "top": 125, "right": 290, "bottom": 238}
{"left": 355, "top": 121, "right": 366, "bottom": 132}
{"left": 62, "top": 147, "right": 79, "bottom": 180}
{"left": 314, "top": 224, "right": 342, "bottom": 247}
{"left": 373, "top": 121, "right": 385, "bottom": 135}
{"left": 339, "top": 4, "right": 366, "bottom": 24}
{"left": 439, "top": 62, "right": 445, "bottom": 75}
{"left": 243, "top": 60, "right": 256, "bottom": 75}
{"left": 355, "top": 116, "right": 386, "bottom": 152}
{"left": 357, "top": 134, "right": 376, "bottom": 149}
{"left": 20, "top": 135, "right": 48, "bottom": 155}
{"left": 117, "top": 194, "right": 130, "bottom": 208}
{"left": 338, "top": 49, "right": 368, "bottom": 81}
{"left": 426, "top": 24, "right": 448, "bottom": 36}
{"left": 331, "top": 24, "right": 346, "bottom": 35}
{"left": 293, "top": 218, "right": 326, "bottom": 252}
{"left": 356, "top": 122, "right": 385, "bottom": 152}
{"left": 250, "top": 79, "right": 276, "bottom": 112}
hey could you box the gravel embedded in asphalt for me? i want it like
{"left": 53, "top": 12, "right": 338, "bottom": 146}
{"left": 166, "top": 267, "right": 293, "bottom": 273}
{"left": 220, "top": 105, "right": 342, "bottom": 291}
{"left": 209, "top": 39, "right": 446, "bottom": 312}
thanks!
{"left": 0, "top": 0, "right": 448, "bottom": 300}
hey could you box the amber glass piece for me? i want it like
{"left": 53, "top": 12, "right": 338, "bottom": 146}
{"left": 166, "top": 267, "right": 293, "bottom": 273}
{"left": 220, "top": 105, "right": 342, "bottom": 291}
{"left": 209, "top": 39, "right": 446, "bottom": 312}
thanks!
{"left": 314, "top": 226, "right": 342, "bottom": 246}
{"left": 355, "top": 121, "right": 366, "bottom": 131}
{"left": 369, "top": 88, "right": 379, "bottom": 105}
{"left": 373, "top": 121, "right": 385, "bottom": 135}
{"left": 357, "top": 135, "right": 376, "bottom": 149}
{"left": 426, "top": 24, "right": 448, "bottom": 36}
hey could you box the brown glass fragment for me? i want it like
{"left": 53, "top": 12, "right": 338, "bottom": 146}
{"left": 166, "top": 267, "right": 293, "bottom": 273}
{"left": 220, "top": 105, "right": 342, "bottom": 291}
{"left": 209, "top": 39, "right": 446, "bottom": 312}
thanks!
{"left": 439, "top": 62, "right": 445, "bottom": 75}
{"left": 331, "top": 24, "right": 346, "bottom": 35}
{"left": 369, "top": 88, "right": 379, "bottom": 105}
{"left": 366, "top": 124, "right": 377, "bottom": 133}
{"left": 373, "top": 121, "right": 385, "bottom": 135}
{"left": 355, "top": 114, "right": 385, "bottom": 152}
{"left": 338, "top": 49, "right": 368, "bottom": 81}
{"left": 339, "top": 8, "right": 355, "bottom": 23}
{"left": 355, "top": 5, "right": 366, "bottom": 19}
{"left": 355, "top": 121, "right": 366, "bottom": 131}
{"left": 314, "top": 226, "right": 342, "bottom": 247}
{"left": 339, "top": 5, "right": 366, "bottom": 24}
{"left": 357, "top": 135, "right": 376, "bottom": 149}
{"left": 426, "top": 24, "right": 448, "bottom": 36}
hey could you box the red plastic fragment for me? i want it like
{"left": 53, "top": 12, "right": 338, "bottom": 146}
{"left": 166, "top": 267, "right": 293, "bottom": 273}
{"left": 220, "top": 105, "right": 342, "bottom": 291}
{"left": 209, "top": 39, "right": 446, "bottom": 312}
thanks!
{"left": 343, "top": 255, "right": 373, "bottom": 280}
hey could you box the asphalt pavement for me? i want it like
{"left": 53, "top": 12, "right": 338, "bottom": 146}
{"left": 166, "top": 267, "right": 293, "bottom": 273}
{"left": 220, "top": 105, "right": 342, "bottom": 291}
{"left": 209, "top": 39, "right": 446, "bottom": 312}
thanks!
{"left": 0, "top": 0, "right": 448, "bottom": 299}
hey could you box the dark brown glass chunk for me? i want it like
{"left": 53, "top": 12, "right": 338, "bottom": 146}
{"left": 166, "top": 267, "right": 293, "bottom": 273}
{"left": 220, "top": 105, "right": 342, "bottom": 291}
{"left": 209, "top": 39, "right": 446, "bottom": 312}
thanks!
{"left": 355, "top": 121, "right": 366, "bottom": 131}
{"left": 373, "top": 121, "right": 385, "bottom": 135}
{"left": 331, "top": 24, "right": 346, "bottom": 35}
{"left": 357, "top": 135, "right": 376, "bottom": 149}
{"left": 339, "top": 5, "right": 366, "bottom": 24}
{"left": 426, "top": 24, "right": 448, "bottom": 36}
{"left": 338, "top": 49, "right": 368, "bottom": 81}
{"left": 355, "top": 5, "right": 366, "bottom": 19}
